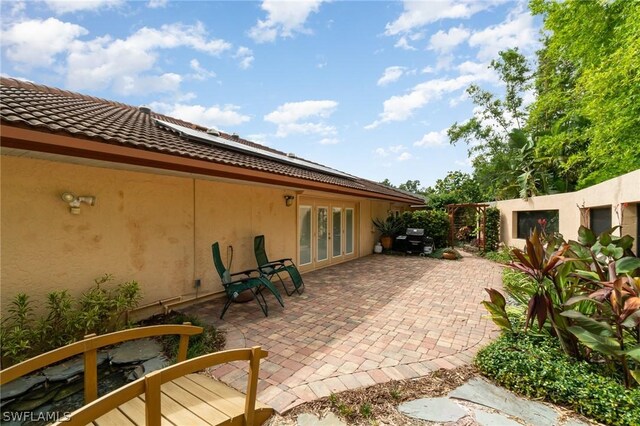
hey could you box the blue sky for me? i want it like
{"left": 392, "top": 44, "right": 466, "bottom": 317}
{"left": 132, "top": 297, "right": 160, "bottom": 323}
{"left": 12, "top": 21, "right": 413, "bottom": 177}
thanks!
{"left": 1, "top": 0, "right": 541, "bottom": 188}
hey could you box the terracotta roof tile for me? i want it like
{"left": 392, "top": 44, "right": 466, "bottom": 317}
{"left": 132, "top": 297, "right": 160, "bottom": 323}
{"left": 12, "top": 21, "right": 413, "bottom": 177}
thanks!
{"left": 0, "top": 77, "right": 422, "bottom": 202}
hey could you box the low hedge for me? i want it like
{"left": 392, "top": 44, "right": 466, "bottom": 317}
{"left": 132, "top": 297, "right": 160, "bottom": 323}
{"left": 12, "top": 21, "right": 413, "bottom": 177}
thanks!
{"left": 476, "top": 331, "right": 640, "bottom": 426}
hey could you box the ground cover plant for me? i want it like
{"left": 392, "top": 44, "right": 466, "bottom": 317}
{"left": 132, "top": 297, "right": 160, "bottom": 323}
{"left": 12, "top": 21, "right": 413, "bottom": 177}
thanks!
{"left": 480, "top": 225, "right": 640, "bottom": 425}
{"left": 476, "top": 315, "right": 640, "bottom": 425}
{"left": 0, "top": 274, "right": 142, "bottom": 366}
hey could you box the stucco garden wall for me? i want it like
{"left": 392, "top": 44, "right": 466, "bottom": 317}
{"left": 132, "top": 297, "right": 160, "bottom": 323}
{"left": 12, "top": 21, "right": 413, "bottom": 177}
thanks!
{"left": 1, "top": 155, "right": 408, "bottom": 316}
{"left": 495, "top": 170, "right": 640, "bottom": 251}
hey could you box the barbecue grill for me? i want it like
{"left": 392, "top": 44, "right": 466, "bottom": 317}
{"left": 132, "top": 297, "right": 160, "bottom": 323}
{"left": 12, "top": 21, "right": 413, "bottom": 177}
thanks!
{"left": 394, "top": 228, "right": 433, "bottom": 254}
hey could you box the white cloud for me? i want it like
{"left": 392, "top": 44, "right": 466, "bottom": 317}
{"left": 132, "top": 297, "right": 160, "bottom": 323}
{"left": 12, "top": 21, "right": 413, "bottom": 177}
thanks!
{"left": 377, "top": 66, "right": 406, "bottom": 86}
{"left": 389, "top": 144, "right": 406, "bottom": 153}
{"left": 114, "top": 73, "right": 182, "bottom": 95}
{"left": 147, "top": 0, "right": 168, "bottom": 8}
{"left": 455, "top": 157, "right": 473, "bottom": 167}
{"left": 366, "top": 61, "right": 499, "bottom": 129}
{"left": 468, "top": 11, "right": 538, "bottom": 60}
{"left": 189, "top": 59, "right": 215, "bottom": 80}
{"left": 319, "top": 138, "right": 339, "bottom": 145}
{"left": 150, "top": 102, "right": 250, "bottom": 127}
{"left": 414, "top": 128, "right": 448, "bottom": 147}
{"left": 234, "top": 46, "right": 254, "bottom": 69}
{"left": 375, "top": 145, "right": 408, "bottom": 158}
{"left": 65, "top": 22, "right": 231, "bottom": 94}
{"left": 428, "top": 25, "right": 470, "bottom": 53}
{"left": 394, "top": 36, "right": 416, "bottom": 51}
{"left": 385, "top": 0, "right": 497, "bottom": 36}
{"left": 248, "top": 0, "right": 326, "bottom": 43}
{"left": 2, "top": 18, "right": 88, "bottom": 68}
{"left": 421, "top": 66, "right": 434, "bottom": 74}
{"left": 397, "top": 152, "right": 413, "bottom": 161}
{"left": 265, "top": 100, "right": 338, "bottom": 137}
{"left": 3, "top": 18, "right": 232, "bottom": 95}
{"left": 44, "top": 0, "right": 123, "bottom": 14}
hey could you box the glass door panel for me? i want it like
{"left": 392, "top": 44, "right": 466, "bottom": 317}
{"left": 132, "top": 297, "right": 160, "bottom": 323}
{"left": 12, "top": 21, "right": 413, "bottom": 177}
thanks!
{"left": 299, "top": 206, "right": 312, "bottom": 265}
{"left": 317, "top": 207, "right": 328, "bottom": 262}
{"left": 345, "top": 208, "right": 354, "bottom": 255}
{"left": 332, "top": 207, "right": 342, "bottom": 257}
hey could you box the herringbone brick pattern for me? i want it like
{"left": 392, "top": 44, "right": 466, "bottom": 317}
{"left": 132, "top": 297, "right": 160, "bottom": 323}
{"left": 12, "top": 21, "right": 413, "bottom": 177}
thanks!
{"left": 184, "top": 253, "right": 502, "bottom": 413}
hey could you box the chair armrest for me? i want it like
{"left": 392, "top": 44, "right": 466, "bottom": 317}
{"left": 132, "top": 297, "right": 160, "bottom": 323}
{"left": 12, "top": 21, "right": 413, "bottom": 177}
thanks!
{"left": 259, "top": 261, "right": 285, "bottom": 269}
{"left": 230, "top": 269, "right": 260, "bottom": 278}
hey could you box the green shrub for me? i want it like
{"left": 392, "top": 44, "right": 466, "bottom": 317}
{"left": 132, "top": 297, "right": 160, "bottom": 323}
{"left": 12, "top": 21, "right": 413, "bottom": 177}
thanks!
{"left": 482, "top": 246, "right": 512, "bottom": 264}
{"left": 485, "top": 207, "right": 500, "bottom": 251}
{"left": 476, "top": 332, "right": 640, "bottom": 426}
{"left": 502, "top": 269, "right": 537, "bottom": 306}
{"left": 0, "top": 275, "right": 142, "bottom": 366}
{"left": 400, "top": 209, "right": 449, "bottom": 248}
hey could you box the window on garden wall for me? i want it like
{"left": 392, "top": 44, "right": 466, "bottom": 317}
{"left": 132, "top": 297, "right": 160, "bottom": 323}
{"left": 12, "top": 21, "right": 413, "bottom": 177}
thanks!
{"left": 589, "top": 206, "right": 612, "bottom": 236}
{"left": 516, "top": 210, "right": 559, "bottom": 239}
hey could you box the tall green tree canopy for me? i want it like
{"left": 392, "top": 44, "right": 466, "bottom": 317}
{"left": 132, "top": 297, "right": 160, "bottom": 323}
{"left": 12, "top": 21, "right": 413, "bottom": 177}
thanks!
{"left": 448, "top": 48, "right": 549, "bottom": 200}
{"left": 529, "top": 0, "right": 640, "bottom": 188}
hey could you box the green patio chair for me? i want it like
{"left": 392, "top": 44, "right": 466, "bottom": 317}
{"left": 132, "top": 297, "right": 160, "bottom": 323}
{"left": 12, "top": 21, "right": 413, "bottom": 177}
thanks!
{"left": 254, "top": 235, "right": 305, "bottom": 296}
{"left": 212, "top": 242, "right": 284, "bottom": 319}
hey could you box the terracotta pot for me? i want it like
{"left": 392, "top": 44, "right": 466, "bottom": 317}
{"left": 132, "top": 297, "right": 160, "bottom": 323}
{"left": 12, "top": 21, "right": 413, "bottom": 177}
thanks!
{"left": 380, "top": 236, "right": 393, "bottom": 250}
{"left": 442, "top": 252, "right": 457, "bottom": 260}
{"left": 233, "top": 290, "right": 255, "bottom": 303}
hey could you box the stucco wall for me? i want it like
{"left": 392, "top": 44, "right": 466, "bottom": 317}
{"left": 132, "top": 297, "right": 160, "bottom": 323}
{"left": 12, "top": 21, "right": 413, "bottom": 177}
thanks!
{"left": 495, "top": 170, "right": 640, "bottom": 250}
{"left": 1, "top": 154, "right": 411, "bottom": 315}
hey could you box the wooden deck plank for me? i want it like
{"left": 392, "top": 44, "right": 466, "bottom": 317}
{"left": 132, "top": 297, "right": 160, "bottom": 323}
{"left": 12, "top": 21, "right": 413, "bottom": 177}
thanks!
{"left": 161, "top": 381, "right": 231, "bottom": 425}
{"left": 140, "top": 388, "right": 211, "bottom": 425}
{"left": 172, "top": 376, "right": 245, "bottom": 417}
{"left": 92, "top": 407, "right": 136, "bottom": 426}
{"left": 117, "top": 396, "right": 175, "bottom": 426}
{"left": 184, "top": 374, "right": 248, "bottom": 408}
{"left": 185, "top": 374, "right": 271, "bottom": 410}
{"left": 180, "top": 374, "right": 273, "bottom": 425}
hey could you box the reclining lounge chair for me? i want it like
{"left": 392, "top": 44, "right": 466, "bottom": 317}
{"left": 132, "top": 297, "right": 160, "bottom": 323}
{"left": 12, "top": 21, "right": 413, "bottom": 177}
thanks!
{"left": 254, "top": 235, "right": 305, "bottom": 296}
{"left": 212, "top": 242, "right": 284, "bottom": 319}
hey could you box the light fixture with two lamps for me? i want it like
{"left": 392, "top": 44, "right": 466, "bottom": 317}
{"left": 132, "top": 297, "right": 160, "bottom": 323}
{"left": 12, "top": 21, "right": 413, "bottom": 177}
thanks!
{"left": 61, "top": 192, "right": 96, "bottom": 214}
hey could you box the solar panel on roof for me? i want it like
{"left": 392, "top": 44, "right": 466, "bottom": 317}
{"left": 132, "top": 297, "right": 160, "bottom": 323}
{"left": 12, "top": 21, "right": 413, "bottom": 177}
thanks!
{"left": 153, "top": 119, "right": 355, "bottom": 179}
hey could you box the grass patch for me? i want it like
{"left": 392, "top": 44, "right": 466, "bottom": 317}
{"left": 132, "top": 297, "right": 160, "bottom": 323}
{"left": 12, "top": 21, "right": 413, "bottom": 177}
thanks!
{"left": 139, "top": 311, "right": 226, "bottom": 360}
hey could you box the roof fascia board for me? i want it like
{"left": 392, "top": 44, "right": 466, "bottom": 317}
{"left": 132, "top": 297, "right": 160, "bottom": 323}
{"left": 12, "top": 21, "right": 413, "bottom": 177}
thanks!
{"left": 0, "top": 124, "right": 421, "bottom": 204}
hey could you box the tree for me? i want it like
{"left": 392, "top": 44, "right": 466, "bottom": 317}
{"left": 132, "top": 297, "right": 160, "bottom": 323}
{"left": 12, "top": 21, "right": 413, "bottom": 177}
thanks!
{"left": 529, "top": 0, "right": 640, "bottom": 188}
{"left": 424, "top": 171, "right": 481, "bottom": 210}
{"left": 448, "top": 49, "right": 549, "bottom": 200}
{"left": 398, "top": 179, "right": 424, "bottom": 194}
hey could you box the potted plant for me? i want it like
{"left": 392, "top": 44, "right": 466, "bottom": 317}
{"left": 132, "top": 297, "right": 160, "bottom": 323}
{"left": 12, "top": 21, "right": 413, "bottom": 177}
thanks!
{"left": 442, "top": 247, "right": 461, "bottom": 260}
{"left": 373, "top": 215, "right": 403, "bottom": 250}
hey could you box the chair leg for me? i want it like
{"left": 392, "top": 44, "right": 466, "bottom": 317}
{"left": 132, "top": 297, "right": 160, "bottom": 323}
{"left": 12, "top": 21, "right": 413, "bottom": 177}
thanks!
{"left": 274, "top": 271, "right": 294, "bottom": 296}
{"left": 252, "top": 287, "right": 269, "bottom": 317}
{"left": 220, "top": 297, "right": 233, "bottom": 320}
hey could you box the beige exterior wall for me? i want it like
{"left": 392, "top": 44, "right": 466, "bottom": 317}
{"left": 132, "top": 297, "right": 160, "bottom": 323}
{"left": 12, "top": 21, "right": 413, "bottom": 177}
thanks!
{"left": 1, "top": 154, "right": 411, "bottom": 316}
{"left": 495, "top": 170, "right": 640, "bottom": 251}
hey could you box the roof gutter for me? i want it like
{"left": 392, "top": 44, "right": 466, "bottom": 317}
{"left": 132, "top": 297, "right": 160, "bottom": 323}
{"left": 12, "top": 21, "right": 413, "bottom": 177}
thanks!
{"left": 1, "top": 124, "right": 422, "bottom": 204}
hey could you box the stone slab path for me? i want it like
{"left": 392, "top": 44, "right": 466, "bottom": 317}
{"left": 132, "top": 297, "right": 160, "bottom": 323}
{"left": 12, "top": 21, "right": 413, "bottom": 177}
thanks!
{"left": 398, "top": 377, "right": 591, "bottom": 426}
{"left": 185, "top": 254, "right": 502, "bottom": 413}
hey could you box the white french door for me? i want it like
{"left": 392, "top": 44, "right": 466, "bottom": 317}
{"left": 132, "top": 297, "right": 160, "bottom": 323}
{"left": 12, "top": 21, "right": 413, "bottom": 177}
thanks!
{"left": 298, "top": 199, "right": 357, "bottom": 270}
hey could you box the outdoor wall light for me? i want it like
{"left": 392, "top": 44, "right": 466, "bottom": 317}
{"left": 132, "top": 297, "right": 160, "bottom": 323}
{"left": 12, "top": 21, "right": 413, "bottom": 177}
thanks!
{"left": 61, "top": 192, "right": 96, "bottom": 215}
{"left": 284, "top": 195, "right": 295, "bottom": 207}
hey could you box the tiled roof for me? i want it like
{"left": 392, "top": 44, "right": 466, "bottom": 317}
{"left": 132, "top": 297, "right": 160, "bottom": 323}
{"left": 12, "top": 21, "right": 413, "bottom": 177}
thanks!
{"left": 0, "top": 77, "right": 422, "bottom": 202}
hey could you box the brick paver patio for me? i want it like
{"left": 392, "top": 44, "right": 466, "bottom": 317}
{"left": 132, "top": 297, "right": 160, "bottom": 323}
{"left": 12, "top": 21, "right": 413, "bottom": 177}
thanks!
{"left": 183, "top": 253, "right": 502, "bottom": 413}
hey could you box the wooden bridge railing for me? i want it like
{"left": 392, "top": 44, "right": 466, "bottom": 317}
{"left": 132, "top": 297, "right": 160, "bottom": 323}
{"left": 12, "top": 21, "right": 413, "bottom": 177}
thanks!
{"left": 0, "top": 324, "right": 203, "bottom": 405}
{"left": 53, "top": 346, "right": 268, "bottom": 426}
